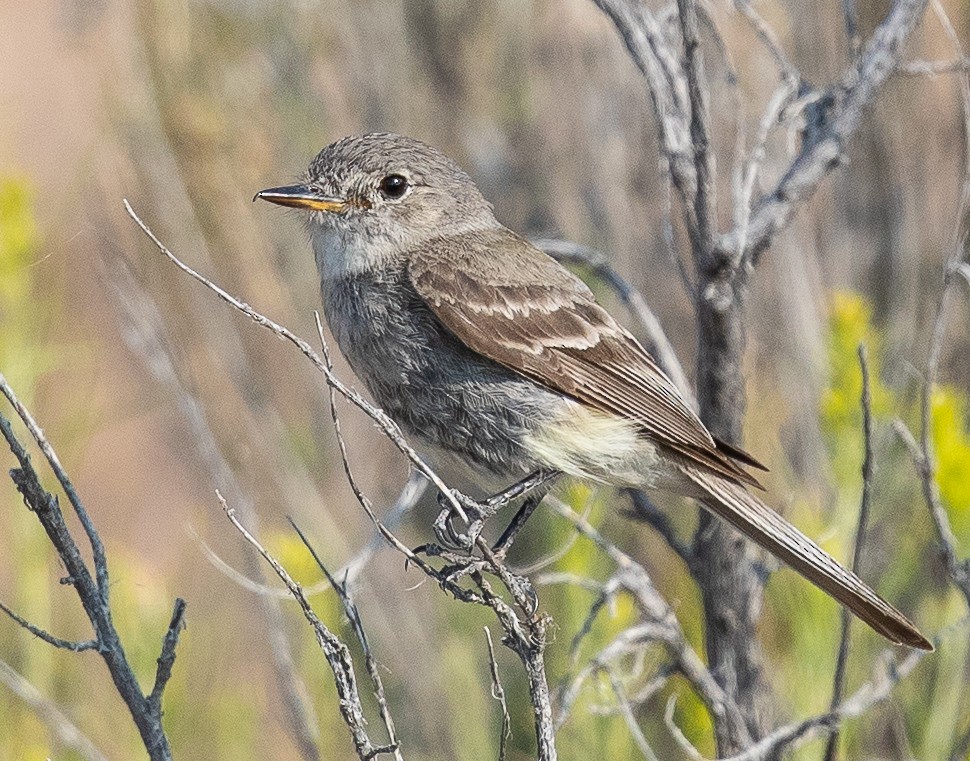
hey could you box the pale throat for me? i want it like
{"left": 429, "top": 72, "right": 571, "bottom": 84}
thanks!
{"left": 310, "top": 220, "right": 406, "bottom": 280}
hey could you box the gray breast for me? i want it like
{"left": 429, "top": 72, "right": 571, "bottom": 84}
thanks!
{"left": 322, "top": 267, "right": 557, "bottom": 477}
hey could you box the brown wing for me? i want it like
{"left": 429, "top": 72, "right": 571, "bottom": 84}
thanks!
{"left": 408, "top": 227, "right": 764, "bottom": 487}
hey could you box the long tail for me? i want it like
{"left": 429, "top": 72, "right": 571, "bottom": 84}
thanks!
{"left": 681, "top": 465, "right": 932, "bottom": 651}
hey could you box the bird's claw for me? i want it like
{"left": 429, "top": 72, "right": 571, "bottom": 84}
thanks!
{"left": 434, "top": 491, "right": 488, "bottom": 551}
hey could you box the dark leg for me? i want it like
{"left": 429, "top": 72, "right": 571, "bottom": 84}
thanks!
{"left": 490, "top": 476, "right": 557, "bottom": 557}
{"left": 433, "top": 469, "right": 561, "bottom": 550}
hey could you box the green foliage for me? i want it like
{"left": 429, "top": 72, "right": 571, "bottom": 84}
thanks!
{"left": 820, "top": 292, "right": 893, "bottom": 483}
{"left": 931, "top": 387, "right": 970, "bottom": 541}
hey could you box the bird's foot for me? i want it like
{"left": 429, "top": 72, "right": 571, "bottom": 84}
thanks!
{"left": 430, "top": 471, "right": 560, "bottom": 551}
{"left": 432, "top": 490, "right": 491, "bottom": 551}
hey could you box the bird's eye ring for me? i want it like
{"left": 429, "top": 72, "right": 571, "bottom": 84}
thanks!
{"left": 378, "top": 173, "right": 410, "bottom": 200}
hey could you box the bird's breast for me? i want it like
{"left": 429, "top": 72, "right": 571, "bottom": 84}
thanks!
{"left": 320, "top": 269, "right": 564, "bottom": 478}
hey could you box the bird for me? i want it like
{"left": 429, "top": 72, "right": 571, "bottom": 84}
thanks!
{"left": 256, "top": 132, "right": 931, "bottom": 651}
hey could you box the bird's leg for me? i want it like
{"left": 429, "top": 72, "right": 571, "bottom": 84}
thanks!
{"left": 432, "top": 469, "right": 560, "bottom": 550}
{"left": 490, "top": 479, "right": 556, "bottom": 558}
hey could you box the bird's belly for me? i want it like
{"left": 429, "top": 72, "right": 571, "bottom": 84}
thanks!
{"left": 523, "top": 400, "right": 659, "bottom": 487}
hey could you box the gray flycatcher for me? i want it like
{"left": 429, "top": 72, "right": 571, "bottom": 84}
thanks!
{"left": 256, "top": 132, "right": 930, "bottom": 651}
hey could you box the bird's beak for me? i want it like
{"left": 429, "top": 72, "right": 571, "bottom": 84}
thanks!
{"left": 253, "top": 184, "right": 347, "bottom": 213}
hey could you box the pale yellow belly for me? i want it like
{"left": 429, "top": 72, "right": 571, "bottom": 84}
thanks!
{"left": 522, "top": 400, "right": 659, "bottom": 488}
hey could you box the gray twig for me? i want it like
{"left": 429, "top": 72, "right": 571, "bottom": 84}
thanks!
{"left": 898, "top": 56, "right": 970, "bottom": 75}
{"left": 0, "top": 379, "right": 184, "bottom": 761}
{"left": 716, "top": 0, "right": 930, "bottom": 265}
{"left": 0, "top": 378, "right": 108, "bottom": 600}
{"left": 123, "top": 199, "right": 467, "bottom": 524}
{"left": 822, "top": 344, "right": 875, "bottom": 761}
{"left": 219, "top": 495, "right": 398, "bottom": 761}
{"left": 667, "top": 645, "right": 934, "bottom": 761}
{"left": 289, "top": 519, "right": 404, "bottom": 761}
{"left": 484, "top": 627, "right": 511, "bottom": 761}
{"left": 606, "top": 668, "right": 659, "bottom": 761}
{"left": 892, "top": 0, "right": 970, "bottom": 616}
{"left": 0, "top": 599, "right": 98, "bottom": 652}
{"left": 545, "top": 497, "right": 749, "bottom": 745}
{"left": 842, "top": 0, "right": 862, "bottom": 59}
{"left": 677, "top": 0, "right": 718, "bottom": 260}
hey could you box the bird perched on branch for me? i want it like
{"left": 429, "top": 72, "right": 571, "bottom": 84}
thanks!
{"left": 257, "top": 132, "right": 930, "bottom": 651}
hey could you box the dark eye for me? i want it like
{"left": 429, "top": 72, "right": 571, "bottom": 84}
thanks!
{"left": 378, "top": 173, "right": 409, "bottom": 199}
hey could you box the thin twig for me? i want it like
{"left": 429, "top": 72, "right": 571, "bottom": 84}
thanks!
{"left": 733, "top": 1, "right": 799, "bottom": 84}
{"left": 677, "top": 0, "right": 718, "bottom": 260}
{"left": 0, "top": 378, "right": 109, "bottom": 600}
{"left": 289, "top": 519, "right": 404, "bottom": 761}
{"left": 545, "top": 497, "right": 749, "bottom": 744}
{"left": 842, "top": 0, "right": 862, "bottom": 59}
{"left": 484, "top": 627, "right": 511, "bottom": 761}
{"left": 219, "top": 494, "right": 398, "bottom": 761}
{"left": 891, "top": 0, "right": 970, "bottom": 616}
{"left": 606, "top": 668, "right": 660, "bottom": 761}
{"left": 147, "top": 599, "right": 188, "bottom": 712}
{"left": 313, "top": 315, "right": 557, "bottom": 759}
{"left": 667, "top": 644, "right": 933, "bottom": 761}
{"left": 715, "top": 0, "right": 931, "bottom": 264}
{"left": 185, "top": 472, "right": 426, "bottom": 600}
{"left": 897, "top": 57, "right": 970, "bottom": 75}
{"left": 0, "top": 600, "right": 98, "bottom": 652}
{"left": 822, "top": 344, "right": 875, "bottom": 761}
{"left": 123, "top": 199, "right": 467, "bottom": 524}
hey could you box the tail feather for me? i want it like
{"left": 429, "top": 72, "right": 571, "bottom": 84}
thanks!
{"left": 682, "top": 465, "right": 932, "bottom": 651}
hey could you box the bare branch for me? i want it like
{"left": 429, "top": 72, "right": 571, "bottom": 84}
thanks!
{"left": 898, "top": 56, "right": 970, "bottom": 75}
{"left": 484, "top": 627, "right": 511, "bottom": 761}
{"left": 668, "top": 646, "right": 932, "bottom": 761}
{"left": 544, "top": 497, "right": 749, "bottom": 745}
{"left": 592, "top": 0, "right": 700, "bottom": 243}
{"left": 823, "top": 344, "right": 876, "bottom": 761}
{"left": 842, "top": 0, "right": 862, "bottom": 59}
{"left": 316, "top": 315, "right": 556, "bottom": 760}
{"left": 185, "top": 473, "right": 426, "bottom": 601}
{"left": 0, "top": 377, "right": 108, "bottom": 599}
{"left": 733, "top": 1, "right": 799, "bottom": 84}
{"left": 895, "top": 421, "right": 970, "bottom": 607}
{"left": 219, "top": 494, "right": 398, "bottom": 761}
{"left": 148, "top": 599, "right": 188, "bottom": 713}
{"left": 0, "top": 381, "right": 183, "bottom": 760}
{"left": 891, "top": 0, "right": 970, "bottom": 616}
{"left": 716, "top": 0, "right": 930, "bottom": 264}
{"left": 677, "top": 0, "right": 718, "bottom": 259}
{"left": 289, "top": 519, "right": 403, "bottom": 761}
{"left": 123, "top": 199, "right": 468, "bottom": 523}
{"left": 0, "top": 599, "right": 98, "bottom": 653}
{"left": 606, "top": 668, "right": 660, "bottom": 761}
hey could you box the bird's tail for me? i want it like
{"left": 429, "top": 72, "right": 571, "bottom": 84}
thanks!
{"left": 681, "top": 465, "right": 932, "bottom": 651}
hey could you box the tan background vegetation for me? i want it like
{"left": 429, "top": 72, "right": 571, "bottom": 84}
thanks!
{"left": 1, "top": 1, "right": 969, "bottom": 758}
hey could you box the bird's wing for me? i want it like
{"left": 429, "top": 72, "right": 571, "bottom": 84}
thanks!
{"left": 407, "top": 228, "right": 763, "bottom": 487}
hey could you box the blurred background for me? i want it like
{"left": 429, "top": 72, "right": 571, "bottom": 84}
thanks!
{"left": 2, "top": 1, "right": 969, "bottom": 759}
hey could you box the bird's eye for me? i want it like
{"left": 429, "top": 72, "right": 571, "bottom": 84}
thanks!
{"left": 378, "top": 173, "right": 410, "bottom": 200}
